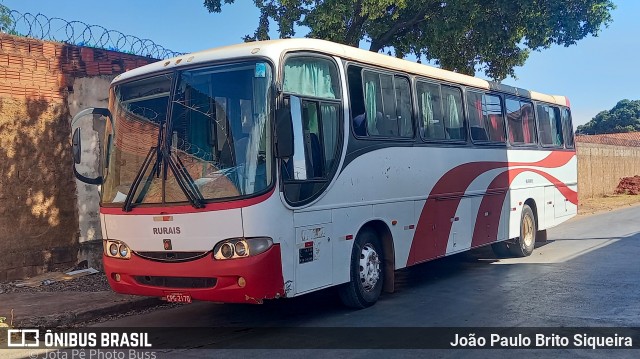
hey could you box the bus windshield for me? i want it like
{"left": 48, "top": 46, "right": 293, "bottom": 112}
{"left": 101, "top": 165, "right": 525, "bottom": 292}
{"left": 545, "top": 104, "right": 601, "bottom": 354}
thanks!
{"left": 102, "top": 61, "right": 273, "bottom": 206}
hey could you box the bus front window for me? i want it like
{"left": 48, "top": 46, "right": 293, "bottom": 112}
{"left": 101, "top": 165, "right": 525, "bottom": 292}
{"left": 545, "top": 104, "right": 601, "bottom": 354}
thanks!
{"left": 102, "top": 61, "right": 273, "bottom": 207}
{"left": 102, "top": 75, "right": 171, "bottom": 205}
{"left": 168, "top": 62, "right": 273, "bottom": 202}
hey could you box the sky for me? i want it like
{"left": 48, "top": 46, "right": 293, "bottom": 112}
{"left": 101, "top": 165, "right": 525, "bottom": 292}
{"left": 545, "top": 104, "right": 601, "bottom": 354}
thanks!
{"left": 3, "top": 0, "right": 638, "bottom": 128}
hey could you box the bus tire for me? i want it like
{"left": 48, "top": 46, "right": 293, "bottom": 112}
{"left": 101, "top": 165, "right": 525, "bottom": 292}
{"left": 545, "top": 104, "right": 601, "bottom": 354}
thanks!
{"left": 508, "top": 204, "right": 536, "bottom": 257}
{"left": 338, "top": 228, "right": 383, "bottom": 309}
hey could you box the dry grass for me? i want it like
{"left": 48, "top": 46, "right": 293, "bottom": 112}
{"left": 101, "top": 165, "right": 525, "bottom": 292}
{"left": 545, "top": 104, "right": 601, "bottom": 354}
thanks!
{"left": 0, "top": 309, "right": 13, "bottom": 328}
{"left": 579, "top": 194, "right": 640, "bottom": 216}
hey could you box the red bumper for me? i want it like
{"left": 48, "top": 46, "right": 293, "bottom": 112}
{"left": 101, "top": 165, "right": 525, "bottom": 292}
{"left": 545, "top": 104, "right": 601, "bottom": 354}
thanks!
{"left": 104, "top": 245, "right": 285, "bottom": 304}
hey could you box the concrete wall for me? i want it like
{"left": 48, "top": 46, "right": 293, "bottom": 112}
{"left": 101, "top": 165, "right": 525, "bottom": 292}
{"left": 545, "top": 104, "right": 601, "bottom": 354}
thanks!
{"left": 0, "top": 34, "right": 156, "bottom": 281}
{"left": 577, "top": 142, "right": 640, "bottom": 200}
{"left": 68, "top": 77, "right": 112, "bottom": 244}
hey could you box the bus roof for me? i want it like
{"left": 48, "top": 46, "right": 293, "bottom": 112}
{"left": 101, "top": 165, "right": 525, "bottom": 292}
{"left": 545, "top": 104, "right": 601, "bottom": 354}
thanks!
{"left": 113, "top": 38, "right": 569, "bottom": 107}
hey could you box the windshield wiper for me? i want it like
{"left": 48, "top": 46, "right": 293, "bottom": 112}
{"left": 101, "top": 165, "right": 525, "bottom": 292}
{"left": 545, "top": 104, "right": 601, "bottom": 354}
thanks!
{"left": 121, "top": 73, "right": 205, "bottom": 210}
{"left": 121, "top": 145, "right": 206, "bottom": 211}
{"left": 122, "top": 147, "right": 157, "bottom": 212}
{"left": 161, "top": 147, "right": 206, "bottom": 209}
{"left": 121, "top": 123, "right": 166, "bottom": 212}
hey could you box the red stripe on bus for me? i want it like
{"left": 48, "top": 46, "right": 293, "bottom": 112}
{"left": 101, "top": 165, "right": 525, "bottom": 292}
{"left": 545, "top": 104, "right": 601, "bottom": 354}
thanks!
{"left": 470, "top": 168, "right": 577, "bottom": 248}
{"left": 100, "top": 187, "right": 275, "bottom": 215}
{"left": 511, "top": 150, "right": 575, "bottom": 168}
{"left": 408, "top": 151, "right": 575, "bottom": 266}
{"left": 470, "top": 168, "right": 527, "bottom": 248}
{"left": 527, "top": 169, "right": 578, "bottom": 205}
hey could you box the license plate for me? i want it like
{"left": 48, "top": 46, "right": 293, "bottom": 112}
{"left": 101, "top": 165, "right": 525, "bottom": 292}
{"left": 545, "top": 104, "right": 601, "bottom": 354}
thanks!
{"left": 165, "top": 293, "right": 192, "bottom": 303}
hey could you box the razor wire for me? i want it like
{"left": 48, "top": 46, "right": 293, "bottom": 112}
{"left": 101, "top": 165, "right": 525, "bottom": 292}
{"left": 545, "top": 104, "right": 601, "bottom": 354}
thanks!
{"left": 4, "top": 10, "right": 183, "bottom": 59}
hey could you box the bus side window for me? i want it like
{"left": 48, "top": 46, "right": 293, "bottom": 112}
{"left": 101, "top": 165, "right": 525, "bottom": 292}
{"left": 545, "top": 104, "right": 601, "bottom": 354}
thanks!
{"left": 507, "top": 98, "right": 536, "bottom": 145}
{"left": 348, "top": 66, "right": 367, "bottom": 136}
{"left": 377, "top": 72, "right": 398, "bottom": 136}
{"left": 561, "top": 108, "right": 575, "bottom": 149}
{"left": 441, "top": 85, "right": 465, "bottom": 141}
{"left": 357, "top": 69, "right": 413, "bottom": 138}
{"left": 362, "top": 70, "right": 385, "bottom": 136}
{"left": 468, "top": 92, "right": 505, "bottom": 143}
{"left": 394, "top": 76, "right": 413, "bottom": 137}
{"left": 282, "top": 55, "right": 342, "bottom": 205}
{"left": 417, "top": 81, "right": 444, "bottom": 140}
{"left": 537, "top": 104, "right": 563, "bottom": 147}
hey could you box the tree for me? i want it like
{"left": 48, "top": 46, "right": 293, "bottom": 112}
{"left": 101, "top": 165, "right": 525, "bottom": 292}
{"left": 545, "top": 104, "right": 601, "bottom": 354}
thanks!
{"left": 0, "top": 2, "right": 12, "bottom": 33}
{"left": 576, "top": 100, "right": 640, "bottom": 135}
{"left": 204, "top": 0, "right": 614, "bottom": 81}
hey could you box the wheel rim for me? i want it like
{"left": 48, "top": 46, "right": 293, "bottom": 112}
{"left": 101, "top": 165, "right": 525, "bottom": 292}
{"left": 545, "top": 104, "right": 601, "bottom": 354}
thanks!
{"left": 522, "top": 214, "right": 534, "bottom": 247}
{"left": 359, "top": 243, "right": 380, "bottom": 292}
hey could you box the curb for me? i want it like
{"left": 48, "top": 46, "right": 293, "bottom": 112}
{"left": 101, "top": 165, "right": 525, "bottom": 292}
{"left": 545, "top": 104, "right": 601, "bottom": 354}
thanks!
{"left": 19, "top": 297, "right": 165, "bottom": 328}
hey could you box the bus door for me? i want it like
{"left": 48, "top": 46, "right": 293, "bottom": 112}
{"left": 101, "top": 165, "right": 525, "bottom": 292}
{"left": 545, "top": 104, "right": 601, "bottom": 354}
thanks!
{"left": 282, "top": 96, "right": 339, "bottom": 294}
{"left": 279, "top": 56, "right": 343, "bottom": 294}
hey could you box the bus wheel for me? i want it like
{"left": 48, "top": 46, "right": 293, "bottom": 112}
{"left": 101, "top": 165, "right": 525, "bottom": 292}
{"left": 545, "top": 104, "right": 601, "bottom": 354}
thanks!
{"left": 338, "top": 228, "right": 383, "bottom": 308}
{"left": 509, "top": 204, "right": 536, "bottom": 257}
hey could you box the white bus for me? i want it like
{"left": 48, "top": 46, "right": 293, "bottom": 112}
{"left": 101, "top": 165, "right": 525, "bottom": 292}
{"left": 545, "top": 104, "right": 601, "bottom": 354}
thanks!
{"left": 72, "top": 38, "right": 577, "bottom": 308}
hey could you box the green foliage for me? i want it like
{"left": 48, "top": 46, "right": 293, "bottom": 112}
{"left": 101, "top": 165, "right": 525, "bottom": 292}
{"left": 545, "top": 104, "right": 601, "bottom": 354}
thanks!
{"left": 576, "top": 100, "right": 640, "bottom": 135}
{"left": 0, "top": 2, "right": 12, "bottom": 32}
{"left": 204, "top": 0, "right": 614, "bottom": 81}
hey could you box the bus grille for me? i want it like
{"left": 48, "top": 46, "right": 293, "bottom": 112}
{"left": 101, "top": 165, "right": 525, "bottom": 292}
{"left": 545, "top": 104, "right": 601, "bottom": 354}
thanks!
{"left": 135, "top": 251, "right": 208, "bottom": 262}
{"left": 134, "top": 276, "right": 217, "bottom": 289}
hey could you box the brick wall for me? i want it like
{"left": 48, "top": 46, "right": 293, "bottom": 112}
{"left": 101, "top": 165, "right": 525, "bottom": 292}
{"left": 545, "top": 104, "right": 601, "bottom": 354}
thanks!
{"left": 0, "top": 34, "right": 157, "bottom": 281}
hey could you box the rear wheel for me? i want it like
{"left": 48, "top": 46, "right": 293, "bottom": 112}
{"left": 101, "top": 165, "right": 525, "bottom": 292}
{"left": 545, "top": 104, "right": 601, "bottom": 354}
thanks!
{"left": 491, "top": 204, "right": 537, "bottom": 258}
{"left": 338, "top": 228, "right": 383, "bottom": 308}
{"left": 508, "top": 204, "right": 536, "bottom": 257}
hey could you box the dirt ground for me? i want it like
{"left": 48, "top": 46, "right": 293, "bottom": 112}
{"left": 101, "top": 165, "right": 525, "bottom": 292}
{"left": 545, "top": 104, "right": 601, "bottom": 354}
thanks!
{"left": 615, "top": 175, "right": 640, "bottom": 195}
{"left": 579, "top": 194, "right": 640, "bottom": 216}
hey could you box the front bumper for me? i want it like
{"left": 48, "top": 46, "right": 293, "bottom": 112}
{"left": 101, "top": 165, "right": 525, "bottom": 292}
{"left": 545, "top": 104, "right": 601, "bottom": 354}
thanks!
{"left": 104, "top": 245, "right": 285, "bottom": 304}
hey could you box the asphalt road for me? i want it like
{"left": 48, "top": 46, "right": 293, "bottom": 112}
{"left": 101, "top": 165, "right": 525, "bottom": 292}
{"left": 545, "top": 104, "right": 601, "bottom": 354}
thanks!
{"left": 5, "top": 205, "right": 630, "bottom": 359}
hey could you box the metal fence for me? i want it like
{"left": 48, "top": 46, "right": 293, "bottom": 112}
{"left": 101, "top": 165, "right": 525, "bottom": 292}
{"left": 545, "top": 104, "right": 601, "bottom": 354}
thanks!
{"left": 4, "top": 10, "right": 182, "bottom": 59}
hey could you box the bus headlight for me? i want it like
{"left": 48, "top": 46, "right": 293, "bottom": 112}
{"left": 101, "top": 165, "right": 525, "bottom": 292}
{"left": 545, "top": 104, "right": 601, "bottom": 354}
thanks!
{"left": 104, "top": 240, "right": 131, "bottom": 260}
{"left": 109, "top": 243, "right": 119, "bottom": 256}
{"left": 119, "top": 244, "right": 129, "bottom": 258}
{"left": 213, "top": 237, "right": 273, "bottom": 260}
{"left": 221, "top": 243, "right": 235, "bottom": 259}
{"left": 234, "top": 241, "right": 247, "bottom": 257}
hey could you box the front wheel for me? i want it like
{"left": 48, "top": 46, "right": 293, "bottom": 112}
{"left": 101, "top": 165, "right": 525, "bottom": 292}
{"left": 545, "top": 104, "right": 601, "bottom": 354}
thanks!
{"left": 338, "top": 228, "right": 383, "bottom": 308}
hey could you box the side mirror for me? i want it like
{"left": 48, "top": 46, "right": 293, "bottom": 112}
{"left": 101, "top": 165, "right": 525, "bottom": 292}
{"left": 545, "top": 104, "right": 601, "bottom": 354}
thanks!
{"left": 72, "top": 127, "right": 81, "bottom": 164}
{"left": 71, "top": 107, "right": 112, "bottom": 185}
{"left": 275, "top": 97, "right": 296, "bottom": 158}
